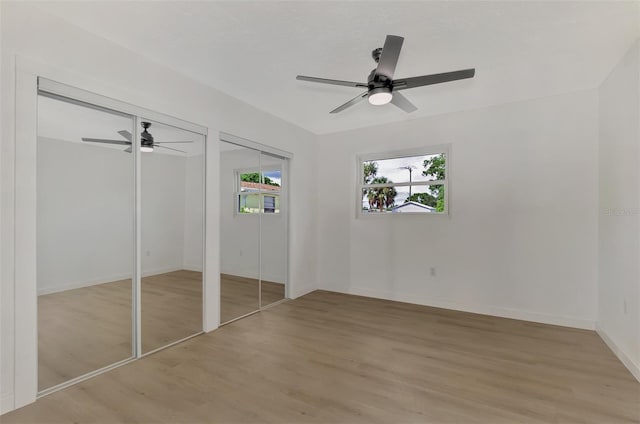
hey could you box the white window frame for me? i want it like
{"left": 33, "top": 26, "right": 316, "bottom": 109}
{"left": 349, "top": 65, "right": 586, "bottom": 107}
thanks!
{"left": 234, "top": 166, "right": 283, "bottom": 216}
{"left": 356, "top": 145, "right": 451, "bottom": 217}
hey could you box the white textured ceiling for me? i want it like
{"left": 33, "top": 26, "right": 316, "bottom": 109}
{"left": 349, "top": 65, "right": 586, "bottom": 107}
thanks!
{"left": 33, "top": 1, "right": 639, "bottom": 135}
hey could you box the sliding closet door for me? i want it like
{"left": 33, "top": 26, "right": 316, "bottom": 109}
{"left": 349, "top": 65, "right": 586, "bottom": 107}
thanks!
{"left": 140, "top": 118, "right": 204, "bottom": 353}
{"left": 260, "top": 152, "right": 287, "bottom": 307}
{"left": 220, "top": 142, "right": 260, "bottom": 323}
{"left": 37, "top": 94, "right": 135, "bottom": 392}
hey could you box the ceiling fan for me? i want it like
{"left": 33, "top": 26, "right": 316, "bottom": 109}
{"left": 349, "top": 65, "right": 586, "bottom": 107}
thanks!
{"left": 296, "top": 35, "right": 475, "bottom": 114}
{"left": 82, "top": 121, "right": 192, "bottom": 153}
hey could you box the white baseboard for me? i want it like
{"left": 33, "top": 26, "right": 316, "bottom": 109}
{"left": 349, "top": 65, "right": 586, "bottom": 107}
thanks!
{"left": 289, "top": 284, "right": 316, "bottom": 300}
{"left": 323, "top": 286, "right": 596, "bottom": 330}
{"left": 141, "top": 266, "right": 188, "bottom": 278}
{"left": 37, "top": 266, "right": 189, "bottom": 295}
{"left": 596, "top": 324, "right": 640, "bottom": 382}
{"left": 38, "top": 273, "right": 132, "bottom": 295}
{"left": 1, "top": 392, "right": 14, "bottom": 415}
{"left": 220, "top": 270, "right": 286, "bottom": 285}
{"left": 182, "top": 264, "right": 203, "bottom": 272}
{"left": 220, "top": 271, "right": 257, "bottom": 282}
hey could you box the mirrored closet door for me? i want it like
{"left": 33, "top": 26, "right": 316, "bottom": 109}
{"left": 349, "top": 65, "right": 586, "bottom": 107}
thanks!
{"left": 141, "top": 118, "right": 204, "bottom": 353}
{"left": 260, "top": 152, "right": 287, "bottom": 307}
{"left": 220, "top": 143, "right": 260, "bottom": 323}
{"left": 36, "top": 80, "right": 206, "bottom": 394}
{"left": 219, "top": 140, "right": 288, "bottom": 324}
{"left": 37, "top": 93, "right": 135, "bottom": 392}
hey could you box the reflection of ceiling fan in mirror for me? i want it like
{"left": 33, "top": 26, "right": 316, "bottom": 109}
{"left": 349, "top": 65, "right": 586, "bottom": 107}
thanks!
{"left": 82, "top": 121, "right": 192, "bottom": 153}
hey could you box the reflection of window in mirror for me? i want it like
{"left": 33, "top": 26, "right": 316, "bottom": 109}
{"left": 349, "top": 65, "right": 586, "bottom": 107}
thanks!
{"left": 264, "top": 195, "right": 276, "bottom": 213}
{"left": 236, "top": 167, "right": 282, "bottom": 214}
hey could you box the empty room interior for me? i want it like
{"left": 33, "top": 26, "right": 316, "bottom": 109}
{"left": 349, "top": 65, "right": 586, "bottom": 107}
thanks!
{"left": 1, "top": 1, "right": 639, "bottom": 423}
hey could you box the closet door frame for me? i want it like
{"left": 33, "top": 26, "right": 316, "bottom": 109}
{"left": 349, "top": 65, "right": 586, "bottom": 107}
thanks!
{"left": 11, "top": 59, "right": 208, "bottom": 409}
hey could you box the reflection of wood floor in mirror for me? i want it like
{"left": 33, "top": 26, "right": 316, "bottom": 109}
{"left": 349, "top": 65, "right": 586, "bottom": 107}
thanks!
{"left": 38, "top": 270, "right": 202, "bottom": 391}
{"left": 220, "top": 274, "right": 286, "bottom": 324}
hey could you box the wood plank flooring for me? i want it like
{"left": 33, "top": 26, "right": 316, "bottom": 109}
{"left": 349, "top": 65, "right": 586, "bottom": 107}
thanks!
{"left": 141, "top": 270, "right": 203, "bottom": 354}
{"left": 38, "top": 277, "right": 133, "bottom": 391}
{"left": 38, "top": 270, "right": 203, "bottom": 390}
{"left": 8, "top": 290, "right": 638, "bottom": 423}
{"left": 38, "top": 271, "right": 283, "bottom": 391}
{"left": 220, "top": 273, "right": 286, "bottom": 323}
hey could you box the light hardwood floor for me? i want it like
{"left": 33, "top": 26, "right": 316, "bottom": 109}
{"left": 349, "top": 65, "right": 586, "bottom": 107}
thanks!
{"left": 8, "top": 290, "right": 638, "bottom": 423}
{"left": 220, "top": 273, "right": 286, "bottom": 323}
{"left": 38, "top": 270, "right": 203, "bottom": 391}
{"left": 38, "top": 270, "right": 202, "bottom": 390}
{"left": 38, "top": 278, "right": 133, "bottom": 391}
{"left": 38, "top": 271, "right": 284, "bottom": 390}
{"left": 141, "top": 270, "right": 203, "bottom": 353}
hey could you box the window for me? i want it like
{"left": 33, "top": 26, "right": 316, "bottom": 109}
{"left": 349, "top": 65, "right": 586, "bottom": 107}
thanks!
{"left": 236, "top": 168, "right": 282, "bottom": 214}
{"left": 357, "top": 146, "right": 449, "bottom": 215}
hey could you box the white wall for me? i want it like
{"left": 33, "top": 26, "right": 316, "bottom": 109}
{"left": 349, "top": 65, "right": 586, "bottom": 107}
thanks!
{"left": 597, "top": 41, "right": 640, "bottom": 381}
{"left": 140, "top": 150, "right": 188, "bottom": 276}
{"left": 183, "top": 154, "right": 204, "bottom": 271}
{"left": 220, "top": 148, "right": 261, "bottom": 280}
{"left": 220, "top": 147, "right": 287, "bottom": 283}
{"left": 37, "top": 137, "right": 135, "bottom": 294}
{"left": 316, "top": 90, "right": 599, "bottom": 330}
{"left": 36, "top": 137, "right": 202, "bottom": 295}
{"left": 1, "top": 2, "right": 317, "bottom": 413}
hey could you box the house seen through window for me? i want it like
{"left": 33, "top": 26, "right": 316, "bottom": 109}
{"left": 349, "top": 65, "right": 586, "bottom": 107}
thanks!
{"left": 237, "top": 169, "right": 282, "bottom": 214}
{"left": 358, "top": 147, "right": 448, "bottom": 214}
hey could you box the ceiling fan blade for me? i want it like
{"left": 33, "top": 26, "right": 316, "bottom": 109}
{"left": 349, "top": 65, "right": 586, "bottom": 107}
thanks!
{"left": 154, "top": 141, "right": 193, "bottom": 144}
{"left": 390, "top": 92, "right": 418, "bottom": 113}
{"left": 297, "top": 75, "right": 368, "bottom": 88}
{"left": 393, "top": 68, "right": 475, "bottom": 91}
{"left": 118, "top": 130, "right": 132, "bottom": 141}
{"left": 375, "top": 35, "right": 404, "bottom": 81}
{"left": 123, "top": 146, "right": 132, "bottom": 153}
{"left": 82, "top": 138, "right": 131, "bottom": 145}
{"left": 330, "top": 91, "right": 369, "bottom": 114}
{"left": 155, "top": 145, "right": 186, "bottom": 153}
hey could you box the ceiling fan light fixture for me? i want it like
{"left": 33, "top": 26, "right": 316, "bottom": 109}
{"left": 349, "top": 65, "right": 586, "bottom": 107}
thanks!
{"left": 140, "top": 145, "right": 154, "bottom": 153}
{"left": 368, "top": 87, "right": 392, "bottom": 106}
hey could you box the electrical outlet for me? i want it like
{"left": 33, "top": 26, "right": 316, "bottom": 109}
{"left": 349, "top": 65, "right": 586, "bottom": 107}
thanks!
{"left": 430, "top": 267, "right": 436, "bottom": 277}
{"left": 239, "top": 249, "right": 243, "bottom": 257}
{"left": 145, "top": 250, "right": 151, "bottom": 257}
{"left": 623, "top": 299, "right": 628, "bottom": 314}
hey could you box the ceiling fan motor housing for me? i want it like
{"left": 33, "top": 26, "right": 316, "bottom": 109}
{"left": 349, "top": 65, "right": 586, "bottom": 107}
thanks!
{"left": 371, "top": 48, "right": 383, "bottom": 63}
{"left": 141, "top": 121, "right": 154, "bottom": 147}
{"left": 368, "top": 68, "right": 393, "bottom": 93}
